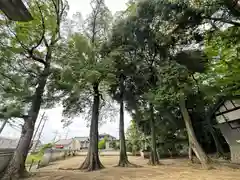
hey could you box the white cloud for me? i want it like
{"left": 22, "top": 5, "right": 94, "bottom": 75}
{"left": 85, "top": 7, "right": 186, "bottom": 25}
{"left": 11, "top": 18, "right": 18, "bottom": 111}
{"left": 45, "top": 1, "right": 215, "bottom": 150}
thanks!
{"left": 0, "top": 0, "right": 132, "bottom": 143}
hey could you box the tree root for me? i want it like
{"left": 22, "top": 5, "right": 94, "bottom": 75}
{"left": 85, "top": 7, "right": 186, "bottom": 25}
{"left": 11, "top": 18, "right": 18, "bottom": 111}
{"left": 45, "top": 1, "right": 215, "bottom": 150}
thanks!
{"left": 148, "top": 159, "right": 161, "bottom": 166}
{"left": 1, "top": 167, "right": 31, "bottom": 180}
{"left": 187, "top": 157, "right": 214, "bottom": 170}
{"left": 79, "top": 154, "right": 104, "bottom": 172}
{"left": 201, "top": 163, "right": 215, "bottom": 170}
{"left": 20, "top": 169, "right": 32, "bottom": 178}
{"left": 58, "top": 167, "right": 80, "bottom": 171}
{"left": 59, "top": 154, "right": 104, "bottom": 172}
{"left": 116, "top": 160, "right": 142, "bottom": 168}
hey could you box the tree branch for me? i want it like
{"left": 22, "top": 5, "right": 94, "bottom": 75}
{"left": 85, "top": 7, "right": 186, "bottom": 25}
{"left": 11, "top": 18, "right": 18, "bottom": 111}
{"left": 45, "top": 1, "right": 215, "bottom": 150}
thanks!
{"left": 204, "top": 16, "right": 240, "bottom": 27}
{"left": 50, "top": 0, "right": 67, "bottom": 45}
{"left": 0, "top": 71, "right": 18, "bottom": 87}
{"left": 30, "top": 1, "right": 47, "bottom": 50}
{"left": 17, "top": 60, "right": 38, "bottom": 78}
{"left": 26, "top": 52, "right": 46, "bottom": 65}
{"left": 5, "top": 14, "right": 47, "bottom": 66}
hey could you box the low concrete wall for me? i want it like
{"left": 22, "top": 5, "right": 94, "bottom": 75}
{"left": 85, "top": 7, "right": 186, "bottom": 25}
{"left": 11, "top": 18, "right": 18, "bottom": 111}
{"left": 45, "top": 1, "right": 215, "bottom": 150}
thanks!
{"left": 76, "top": 150, "right": 132, "bottom": 156}
{"left": 38, "top": 149, "right": 76, "bottom": 168}
{"left": 230, "top": 145, "right": 240, "bottom": 164}
{"left": 218, "top": 123, "right": 240, "bottom": 164}
{"left": 0, "top": 149, "right": 15, "bottom": 173}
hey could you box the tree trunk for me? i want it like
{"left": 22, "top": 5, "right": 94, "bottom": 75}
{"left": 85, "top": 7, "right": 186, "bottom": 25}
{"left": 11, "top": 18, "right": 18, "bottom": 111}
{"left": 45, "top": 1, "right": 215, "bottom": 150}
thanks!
{"left": 2, "top": 66, "right": 49, "bottom": 179}
{"left": 117, "top": 75, "right": 130, "bottom": 167}
{"left": 209, "top": 126, "right": 224, "bottom": 157}
{"left": 205, "top": 116, "right": 224, "bottom": 157}
{"left": 1, "top": 118, "right": 34, "bottom": 179}
{"left": 148, "top": 103, "right": 159, "bottom": 166}
{"left": 189, "top": 142, "right": 193, "bottom": 163}
{"left": 80, "top": 83, "right": 104, "bottom": 171}
{"left": 179, "top": 95, "right": 210, "bottom": 168}
{"left": 0, "top": 119, "right": 8, "bottom": 134}
{"left": 118, "top": 99, "right": 130, "bottom": 166}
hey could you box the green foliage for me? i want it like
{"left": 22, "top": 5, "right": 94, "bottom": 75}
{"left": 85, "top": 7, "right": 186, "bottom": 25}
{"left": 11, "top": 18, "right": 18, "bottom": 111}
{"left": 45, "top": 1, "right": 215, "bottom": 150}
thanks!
{"left": 1, "top": 0, "right": 240, "bottom": 165}
{"left": 40, "top": 143, "right": 53, "bottom": 152}
{"left": 49, "top": 0, "right": 114, "bottom": 121}
{"left": 109, "top": 141, "right": 118, "bottom": 150}
{"left": 26, "top": 153, "right": 43, "bottom": 164}
{"left": 126, "top": 120, "right": 144, "bottom": 153}
{"left": 98, "top": 138, "right": 106, "bottom": 149}
{"left": 205, "top": 26, "right": 240, "bottom": 96}
{"left": 0, "top": 0, "right": 68, "bottom": 120}
{"left": 25, "top": 143, "right": 52, "bottom": 164}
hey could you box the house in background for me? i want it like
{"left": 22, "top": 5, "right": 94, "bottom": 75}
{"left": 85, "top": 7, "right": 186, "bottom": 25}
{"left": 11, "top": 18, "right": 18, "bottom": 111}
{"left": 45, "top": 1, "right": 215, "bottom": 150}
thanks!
{"left": 99, "top": 133, "right": 117, "bottom": 150}
{"left": 0, "top": 0, "right": 33, "bottom": 22}
{"left": 54, "top": 138, "right": 82, "bottom": 151}
{"left": 54, "top": 134, "right": 117, "bottom": 151}
{"left": 99, "top": 133, "right": 117, "bottom": 141}
{"left": 55, "top": 139, "right": 75, "bottom": 150}
{"left": 0, "top": 137, "right": 18, "bottom": 149}
{"left": 0, "top": 137, "right": 42, "bottom": 152}
{"left": 74, "top": 137, "right": 89, "bottom": 149}
{"left": 213, "top": 98, "right": 240, "bottom": 164}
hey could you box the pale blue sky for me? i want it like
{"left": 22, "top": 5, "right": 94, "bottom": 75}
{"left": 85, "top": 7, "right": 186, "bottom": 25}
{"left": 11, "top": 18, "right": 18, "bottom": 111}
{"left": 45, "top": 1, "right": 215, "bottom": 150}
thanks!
{"left": 67, "top": 0, "right": 129, "bottom": 17}
{"left": 1, "top": 0, "right": 131, "bottom": 143}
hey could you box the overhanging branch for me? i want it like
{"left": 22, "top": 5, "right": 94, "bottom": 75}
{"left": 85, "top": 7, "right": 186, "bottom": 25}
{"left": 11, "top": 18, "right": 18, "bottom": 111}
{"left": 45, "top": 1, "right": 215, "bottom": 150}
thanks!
{"left": 5, "top": 13, "right": 47, "bottom": 66}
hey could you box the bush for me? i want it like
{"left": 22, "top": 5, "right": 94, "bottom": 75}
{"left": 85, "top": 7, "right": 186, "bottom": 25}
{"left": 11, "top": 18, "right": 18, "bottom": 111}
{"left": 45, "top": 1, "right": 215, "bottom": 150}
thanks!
{"left": 26, "top": 143, "right": 53, "bottom": 164}
{"left": 126, "top": 142, "right": 132, "bottom": 152}
{"left": 26, "top": 152, "right": 43, "bottom": 164}
{"left": 110, "top": 141, "right": 118, "bottom": 149}
{"left": 98, "top": 139, "right": 106, "bottom": 149}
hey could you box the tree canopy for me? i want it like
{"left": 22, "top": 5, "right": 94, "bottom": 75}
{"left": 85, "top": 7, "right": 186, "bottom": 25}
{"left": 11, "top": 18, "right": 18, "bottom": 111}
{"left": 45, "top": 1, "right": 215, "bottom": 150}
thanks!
{"left": 0, "top": 0, "right": 240, "bottom": 177}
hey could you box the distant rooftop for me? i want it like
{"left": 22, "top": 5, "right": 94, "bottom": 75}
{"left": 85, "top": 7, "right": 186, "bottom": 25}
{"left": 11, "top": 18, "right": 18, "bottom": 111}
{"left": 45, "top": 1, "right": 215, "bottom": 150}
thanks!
{"left": 0, "top": 136, "right": 19, "bottom": 149}
{"left": 99, "top": 133, "right": 117, "bottom": 140}
{"left": 74, "top": 137, "right": 89, "bottom": 142}
{"left": 55, "top": 139, "right": 72, "bottom": 146}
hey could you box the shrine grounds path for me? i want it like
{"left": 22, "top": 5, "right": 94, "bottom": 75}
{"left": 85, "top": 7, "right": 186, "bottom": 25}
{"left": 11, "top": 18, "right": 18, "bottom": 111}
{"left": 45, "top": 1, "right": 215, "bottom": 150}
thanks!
{"left": 27, "top": 156, "right": 240, "bottom": 180}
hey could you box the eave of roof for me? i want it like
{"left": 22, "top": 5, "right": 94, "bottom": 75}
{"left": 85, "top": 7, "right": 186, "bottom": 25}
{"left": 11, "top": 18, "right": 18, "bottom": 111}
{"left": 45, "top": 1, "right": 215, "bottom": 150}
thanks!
{"left": 0, "top": 0, "right": 33, "bottom": 22}
{"left": 210, "top": 95, "right": 240, "bottom": 118}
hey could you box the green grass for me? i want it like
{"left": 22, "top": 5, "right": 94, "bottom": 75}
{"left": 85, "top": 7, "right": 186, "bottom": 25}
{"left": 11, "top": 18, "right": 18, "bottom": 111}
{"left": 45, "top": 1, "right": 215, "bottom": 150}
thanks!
{"left": 26, "top": 152, "right": 44, "bottom": 164}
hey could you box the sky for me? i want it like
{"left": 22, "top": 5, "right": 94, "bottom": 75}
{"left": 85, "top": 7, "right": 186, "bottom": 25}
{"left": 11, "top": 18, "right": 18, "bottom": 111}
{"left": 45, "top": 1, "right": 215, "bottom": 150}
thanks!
{"left": 0, "top": 0, "right": 131, "bottom": 143}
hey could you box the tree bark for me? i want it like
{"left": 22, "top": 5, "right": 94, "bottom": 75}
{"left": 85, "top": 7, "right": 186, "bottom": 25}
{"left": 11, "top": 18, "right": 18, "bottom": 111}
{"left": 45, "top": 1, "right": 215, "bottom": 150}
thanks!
{"left": 148, "top": 103, "right": 159, "bottom": 166}
{"left": 209, "top": 126, "right": 224, "bottom": 157}
{"left": 2, "top": 66, "right": 50, "bottom": 180}
{"left": 80, "top": 83, "right": 104, "bottom": 171}
{"left": 179, "top": 95, "right": 210, "bottom": 168}
{"left": 188, "top": 142, "right": 193, "bottom": 163}
{"left": 117, "top": 74, "right": 130, "bottom": 167}
{"left": 118, "top": 99, "right": 130, "bottom": 166}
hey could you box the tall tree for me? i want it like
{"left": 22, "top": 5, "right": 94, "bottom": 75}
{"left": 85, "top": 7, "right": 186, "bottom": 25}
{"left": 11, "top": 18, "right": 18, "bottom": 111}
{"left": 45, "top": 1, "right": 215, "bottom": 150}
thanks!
{"left": 51, "top": 0, "right": 113, "bottom": 171}
{"left": 79, "top": 0, "right": 112, "bottom": 171}
{"left": 1, "top": 0, "right": 67, "bottom": 179}
{"left": 106, "top": 53, "right": 137, "bottom": 167}
{"left": 118, "top": 73, "right": 129, "bottom": 166}
{"left": 106, "top": 0, "right": 213, "bottom": 167}
{"left": 102, "top": 16, "right": 147, "bottom": 166}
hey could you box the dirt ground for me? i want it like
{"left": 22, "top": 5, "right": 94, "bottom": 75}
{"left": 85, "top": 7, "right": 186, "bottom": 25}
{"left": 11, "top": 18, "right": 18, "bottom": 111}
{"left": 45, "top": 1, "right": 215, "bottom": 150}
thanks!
{"left": 27, "top": 156, "right": 240, "bottom": 180}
